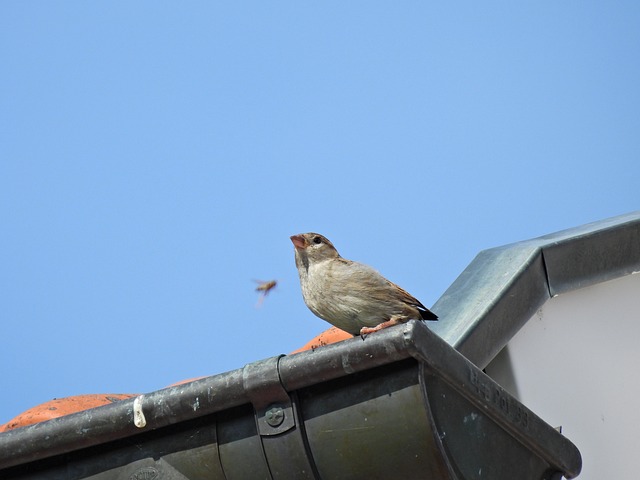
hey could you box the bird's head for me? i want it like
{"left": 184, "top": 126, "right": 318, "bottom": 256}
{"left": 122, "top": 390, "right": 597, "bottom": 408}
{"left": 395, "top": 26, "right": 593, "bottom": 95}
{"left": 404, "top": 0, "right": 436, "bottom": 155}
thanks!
{"left": 290, "top": 233, "right": 340, "bottom": 267}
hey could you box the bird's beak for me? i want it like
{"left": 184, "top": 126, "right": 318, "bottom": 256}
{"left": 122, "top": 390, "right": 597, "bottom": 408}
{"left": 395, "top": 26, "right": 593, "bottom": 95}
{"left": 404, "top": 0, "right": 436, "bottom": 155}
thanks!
{"left": 290, "top": 234, "right": 307, "bottom": 249}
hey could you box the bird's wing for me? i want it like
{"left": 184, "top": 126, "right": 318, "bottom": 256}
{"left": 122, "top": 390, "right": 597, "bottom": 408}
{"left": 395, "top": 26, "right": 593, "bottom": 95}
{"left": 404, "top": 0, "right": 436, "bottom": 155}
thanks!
{"left": 331, "top": 258, "right": 438, "bottom": 321}
{"left": 385, "top": 279, "right": 438, "bottom": 320}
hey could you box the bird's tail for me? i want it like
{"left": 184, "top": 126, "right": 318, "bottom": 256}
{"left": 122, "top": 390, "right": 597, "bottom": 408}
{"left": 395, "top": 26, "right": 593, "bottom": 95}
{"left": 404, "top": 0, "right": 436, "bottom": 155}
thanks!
{"left": 419, "top": 307, "right": 438, "bottom": 321}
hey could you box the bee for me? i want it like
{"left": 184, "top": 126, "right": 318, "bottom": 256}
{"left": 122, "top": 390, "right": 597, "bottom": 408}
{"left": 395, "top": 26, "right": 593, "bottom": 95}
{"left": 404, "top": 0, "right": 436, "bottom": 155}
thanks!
{"left": 253, "top": 280, "right": 277, "bottom": 307}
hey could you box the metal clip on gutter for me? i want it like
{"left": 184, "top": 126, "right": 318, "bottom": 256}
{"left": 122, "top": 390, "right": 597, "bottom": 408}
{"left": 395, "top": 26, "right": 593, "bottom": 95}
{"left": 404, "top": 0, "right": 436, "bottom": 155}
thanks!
{"left": 243, "top": 355, "right": 318, "bottom": 478}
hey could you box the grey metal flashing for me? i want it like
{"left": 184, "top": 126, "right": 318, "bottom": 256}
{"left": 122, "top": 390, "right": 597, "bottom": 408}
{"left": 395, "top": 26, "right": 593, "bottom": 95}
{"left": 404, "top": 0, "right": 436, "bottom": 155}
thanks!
{"left": 540, "top": 212, "right": 640, "bottom": 295}
{"left": 430, "top": 210, "right": 640, "bottom": 368}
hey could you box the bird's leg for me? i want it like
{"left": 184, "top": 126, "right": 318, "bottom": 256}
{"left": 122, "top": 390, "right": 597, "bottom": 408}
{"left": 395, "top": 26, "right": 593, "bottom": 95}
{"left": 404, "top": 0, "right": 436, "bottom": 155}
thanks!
{"left": 360, "top": 316, "right": 403, "bottom": 338}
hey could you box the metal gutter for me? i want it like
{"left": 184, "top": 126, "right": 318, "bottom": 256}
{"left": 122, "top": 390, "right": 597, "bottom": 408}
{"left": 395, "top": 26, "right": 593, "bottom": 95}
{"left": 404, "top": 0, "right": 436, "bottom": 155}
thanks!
{"left": 0, "top": 321, "right": 581, "bottom": 479}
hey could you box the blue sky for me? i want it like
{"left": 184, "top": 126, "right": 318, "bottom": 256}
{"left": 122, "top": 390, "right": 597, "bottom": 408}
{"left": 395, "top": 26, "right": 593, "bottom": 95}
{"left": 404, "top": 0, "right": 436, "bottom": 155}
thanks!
{"left": 1, "top": 3, "right": 638, "bottom": 423}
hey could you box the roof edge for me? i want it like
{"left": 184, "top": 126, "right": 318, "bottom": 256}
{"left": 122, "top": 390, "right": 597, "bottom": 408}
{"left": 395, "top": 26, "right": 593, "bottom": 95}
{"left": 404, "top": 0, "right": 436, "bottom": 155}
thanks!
{"left": 430, "top": 211, "right": 640, "bottom": 367}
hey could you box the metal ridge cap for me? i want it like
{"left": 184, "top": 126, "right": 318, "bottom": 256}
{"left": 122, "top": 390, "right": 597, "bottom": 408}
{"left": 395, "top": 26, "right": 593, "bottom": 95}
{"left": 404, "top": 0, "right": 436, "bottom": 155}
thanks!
{"left": 429, "top": 240, "right": 549, "bottom": 364}
{"left": 534, "top": 210, "right": 640, "bottom": 245}
{"left": 429, "top": 211, "right": 640, "bottom": 365}
{"left": 540, "top": 211, "right": 640, "bottom": 295}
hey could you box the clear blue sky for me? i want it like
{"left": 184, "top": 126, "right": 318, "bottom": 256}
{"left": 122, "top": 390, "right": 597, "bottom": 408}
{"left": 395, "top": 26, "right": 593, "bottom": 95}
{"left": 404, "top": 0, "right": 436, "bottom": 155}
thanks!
{"left": 1, "top": 3, "right": 638, "bottom": 423}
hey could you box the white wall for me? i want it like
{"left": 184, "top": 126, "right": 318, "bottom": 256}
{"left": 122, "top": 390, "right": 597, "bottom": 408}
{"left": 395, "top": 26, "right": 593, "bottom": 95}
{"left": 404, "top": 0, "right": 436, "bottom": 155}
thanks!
{"left": 486, "top": 272, "right": 640, "bottom": 480}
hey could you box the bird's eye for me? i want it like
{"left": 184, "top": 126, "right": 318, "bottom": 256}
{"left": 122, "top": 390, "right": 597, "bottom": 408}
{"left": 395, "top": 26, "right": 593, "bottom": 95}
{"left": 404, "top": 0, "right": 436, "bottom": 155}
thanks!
{"left": 313, "top": 236, "right": 322, "bottom": 245}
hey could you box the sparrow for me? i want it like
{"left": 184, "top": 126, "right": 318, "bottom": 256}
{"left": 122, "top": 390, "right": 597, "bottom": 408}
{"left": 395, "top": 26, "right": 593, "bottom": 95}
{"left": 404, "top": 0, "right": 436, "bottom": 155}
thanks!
{"left": 290, "top": 233, "right": 437, "bottom": 337}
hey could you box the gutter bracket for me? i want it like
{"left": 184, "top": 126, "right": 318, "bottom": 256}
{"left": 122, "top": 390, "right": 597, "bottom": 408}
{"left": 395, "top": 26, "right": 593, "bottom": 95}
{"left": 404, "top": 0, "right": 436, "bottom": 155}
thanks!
{"left": 243, "top": 355, "right": 295, "bottom": 436}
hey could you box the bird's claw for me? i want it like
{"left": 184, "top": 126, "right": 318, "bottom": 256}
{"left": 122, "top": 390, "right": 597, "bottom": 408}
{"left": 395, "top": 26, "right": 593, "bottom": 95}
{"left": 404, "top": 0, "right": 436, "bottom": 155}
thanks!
{"left": 359, "top": 318, "right": 402, "bottom": 339}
